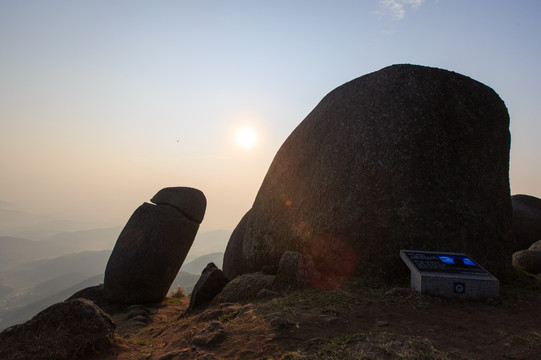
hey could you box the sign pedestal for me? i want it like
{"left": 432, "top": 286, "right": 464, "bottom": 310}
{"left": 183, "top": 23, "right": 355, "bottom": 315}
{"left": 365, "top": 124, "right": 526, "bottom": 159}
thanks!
{"left": 400, "top": 250, "right": 499, "bottom": 299}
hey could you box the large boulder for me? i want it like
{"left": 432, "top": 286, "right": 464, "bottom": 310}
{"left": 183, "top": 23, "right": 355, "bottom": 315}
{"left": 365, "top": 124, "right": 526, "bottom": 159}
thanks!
{"left": 104, "top": 187, "right": 206, "bottom": 304}
{"left": 511, "top": 194, "right": 541, "bottom": 251}
{"left": 223, "top": 209, "right": 251, "bottom": 279}
{"left": 0, "top": 299, "right": 115, "bottom": 360}
{"left": 223, "top": 64, "right": 513, "bottom": 283}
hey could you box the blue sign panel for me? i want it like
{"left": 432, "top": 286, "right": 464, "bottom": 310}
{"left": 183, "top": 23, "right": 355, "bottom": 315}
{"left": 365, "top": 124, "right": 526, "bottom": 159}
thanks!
{"left": 402, "top": 250, "right": 489, "bottom": 276}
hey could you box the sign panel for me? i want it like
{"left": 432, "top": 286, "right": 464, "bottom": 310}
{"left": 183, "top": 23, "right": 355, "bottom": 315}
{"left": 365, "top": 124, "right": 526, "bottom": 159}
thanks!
{"left": 400, "top": 249, "right": 499, "bottom": 299}
{"left": 401, "top": 250, "right": 491, "bottom": 276}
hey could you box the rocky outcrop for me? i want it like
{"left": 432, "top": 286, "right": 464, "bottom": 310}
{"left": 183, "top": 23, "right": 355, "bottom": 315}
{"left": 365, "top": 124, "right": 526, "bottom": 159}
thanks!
{"left": 511, "top": 194, "right": 541, "bottom": 251}
{"left": 104, "top": 187, "right": 206, "bottom": 304}
{"left": 512, "top": 240, "right": 541, "bottom": 274}
{"left": 0, "top": 299, "right": 115, "bottom": 360}
{"left": 189, "top": 263, "right": 230, "bottom": 310}
{"left": 215, "top": 273, "right": 275, "bottom": 303}
{"left": 223, "top": 64, "right": 513, "bottom": 283}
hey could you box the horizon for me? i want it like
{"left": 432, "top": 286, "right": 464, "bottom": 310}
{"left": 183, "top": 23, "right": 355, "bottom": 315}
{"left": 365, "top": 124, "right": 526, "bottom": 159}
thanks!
{"left": 2, "top": 1, "right": 541, "bottom": 235}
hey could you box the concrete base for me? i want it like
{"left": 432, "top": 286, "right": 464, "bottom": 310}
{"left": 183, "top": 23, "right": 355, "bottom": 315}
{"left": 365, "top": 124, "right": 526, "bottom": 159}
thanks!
{"left": 401, "top": 250, "right": 499, "bottom": 299}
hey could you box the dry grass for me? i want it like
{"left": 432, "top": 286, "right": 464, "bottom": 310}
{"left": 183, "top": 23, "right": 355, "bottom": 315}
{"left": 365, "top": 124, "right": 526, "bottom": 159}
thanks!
{"left": 260, "top": 278, "right": 409, "bottom": 318}
{"left": 290, "top": 332, "right": 466, "bottom": 360}
{"left": 170, "top": 285, "right": 186, "bottom": 298}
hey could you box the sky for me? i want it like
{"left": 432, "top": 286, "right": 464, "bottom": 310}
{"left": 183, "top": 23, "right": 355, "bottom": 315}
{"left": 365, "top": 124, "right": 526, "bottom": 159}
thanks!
{"left": 1, "top": 0, "right": 540, "bottom": 234}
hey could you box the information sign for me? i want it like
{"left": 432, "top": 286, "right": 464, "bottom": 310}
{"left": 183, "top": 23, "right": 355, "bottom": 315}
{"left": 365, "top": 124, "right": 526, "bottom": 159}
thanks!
{"left": 400, "top": 249, "right": 499, "bottom": 299}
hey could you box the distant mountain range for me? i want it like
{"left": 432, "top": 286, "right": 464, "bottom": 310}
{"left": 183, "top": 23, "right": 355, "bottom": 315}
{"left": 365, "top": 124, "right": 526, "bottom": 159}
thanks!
{"left": 0, "top": 221, "right": 230, "bottom": 332}
{"left": 0, "top": 225, "right": 229, "bottom": 265}
{"left": 0, "top": 207, "right": 106, "bottom": 239}
{"left": 0, "top": 250, "right": 111, "bottom": 288}
{"left": 179, "top": 252, "right": 224, "bottom": 274}
{"left": 0, "top": 274, "right": 104, "bottom": 331}
{"left": 0, "top": 251, "right": 225, "bottom": 331}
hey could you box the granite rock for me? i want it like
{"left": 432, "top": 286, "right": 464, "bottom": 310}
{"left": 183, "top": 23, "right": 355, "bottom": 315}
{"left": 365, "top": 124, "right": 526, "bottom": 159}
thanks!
{"left": 223, "top": 64, "right": 513, "bottom": 282}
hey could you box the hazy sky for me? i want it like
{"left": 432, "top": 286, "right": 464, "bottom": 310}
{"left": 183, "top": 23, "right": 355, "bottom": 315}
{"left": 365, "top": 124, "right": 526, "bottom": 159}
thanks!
{"left": 1, "top": 0, "right": 540, "bottom": 233}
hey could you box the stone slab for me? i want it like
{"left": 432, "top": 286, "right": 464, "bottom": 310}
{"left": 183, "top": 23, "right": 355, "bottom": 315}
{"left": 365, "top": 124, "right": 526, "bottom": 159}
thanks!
{"left": 400, "top": 249, "right": 499, "bottom": 299}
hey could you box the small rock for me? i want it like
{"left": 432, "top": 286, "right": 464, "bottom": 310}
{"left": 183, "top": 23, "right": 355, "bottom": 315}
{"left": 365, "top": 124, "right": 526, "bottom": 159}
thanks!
{"left": 128, "top": 304, "right": 151, "bottom": 313}
{"left": 376, "top": 320, "right": 390, "bottom": 327}
{"left": 128, "top": 308, "right": 151, "bottom": 319}
{"left": 189, "top": 263, "right": 229, "bottom": 310}
{"left": 257, "top": 288, "right": 281, "bottom": 299}
{"left": 270, "top": 317, "right": 294, "bottom": 329}
{"left": 529, "top": 239, "right": 541, "bottom": 251}
{"left": 130, "top": 314, "right": 150, "bottom": 324}
{"left": 216, "top": 272, "right": 275, "bottom": 303}
{"left": 191, "top": 321, "right": 226, "bottom": 346}
{"left": 512, "top": 249, "right": 541, "bottom": 274}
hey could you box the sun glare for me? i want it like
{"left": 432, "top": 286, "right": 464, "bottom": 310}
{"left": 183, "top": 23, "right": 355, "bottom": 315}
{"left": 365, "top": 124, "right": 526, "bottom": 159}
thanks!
{"left": 236, "top": 127, "right": 258, "bottom": 149}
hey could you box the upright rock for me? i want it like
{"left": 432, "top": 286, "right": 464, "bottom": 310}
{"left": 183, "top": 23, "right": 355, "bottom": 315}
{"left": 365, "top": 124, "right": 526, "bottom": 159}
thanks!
{"left": 189, "top": 263, "right": 230, "bottom": 310}
{"left": 223, "top": 64, "right": 513, "bottom": 283}
{"left": 104, "top": 187, "right": 206, "bottom": 304}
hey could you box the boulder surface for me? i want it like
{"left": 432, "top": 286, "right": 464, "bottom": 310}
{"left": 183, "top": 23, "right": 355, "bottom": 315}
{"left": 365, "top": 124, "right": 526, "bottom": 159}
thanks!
{"left": 272, "top": 251, "right": 320, "bottom": 292}
{"left": 104, "top": 187, "right": 206, "bottom": 304}
{"left": 512, "top": 240, "right": 541, "bottom": 274}
{"left": 223, "top": 64, "right": 513, "bottom": 283}
{"left": 0, "top": 299, "right": 115, "bottom": 360}
{"left": 216, "top": 273, "right": 275, "bottom": 303}
{"left": 511, "top": 194, "right": 541, "bottom": 251}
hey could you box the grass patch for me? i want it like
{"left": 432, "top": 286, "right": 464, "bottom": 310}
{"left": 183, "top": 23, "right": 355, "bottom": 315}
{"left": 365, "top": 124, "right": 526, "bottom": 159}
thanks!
{"left": 135, "top": 338, "right": 153, "bottom": 346}
{"left": 262, "top": 278, "right": 408, "bottom": 316}
{"left": 217, "top": 310, "right": 240, "bottom": 324}
{"left": 304, "top": 331, "right": 465, "bottom": 360}
{"left": 161, "top": 296, "right": 186, "bottom": 306}
{"left": 170, "top": 285, "right": 186, "bottom": 299}
{"left": 131, "top": 338, "right": 154, "bottom": 360}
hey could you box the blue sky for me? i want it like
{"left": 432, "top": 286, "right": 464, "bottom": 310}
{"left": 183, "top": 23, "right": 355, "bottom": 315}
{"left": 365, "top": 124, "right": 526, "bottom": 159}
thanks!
{"left": 1, "top": 0, "right": 540, "bottom": 232}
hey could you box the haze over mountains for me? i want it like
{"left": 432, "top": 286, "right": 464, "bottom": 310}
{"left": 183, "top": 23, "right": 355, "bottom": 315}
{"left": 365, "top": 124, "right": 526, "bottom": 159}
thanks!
{"left": 0, "top": 205, "right": 230, "bottom": 331}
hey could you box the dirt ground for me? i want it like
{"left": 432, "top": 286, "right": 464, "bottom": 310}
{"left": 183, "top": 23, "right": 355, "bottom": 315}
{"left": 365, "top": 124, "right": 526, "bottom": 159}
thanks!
{"left": 90, "top": 278, "right": 541, "bottom": 360}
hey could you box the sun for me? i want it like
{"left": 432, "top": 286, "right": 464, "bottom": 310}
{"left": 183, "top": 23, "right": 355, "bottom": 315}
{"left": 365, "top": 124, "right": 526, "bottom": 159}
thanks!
{"left": 236, "top": 127, "right": 258, "bottom": 149}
